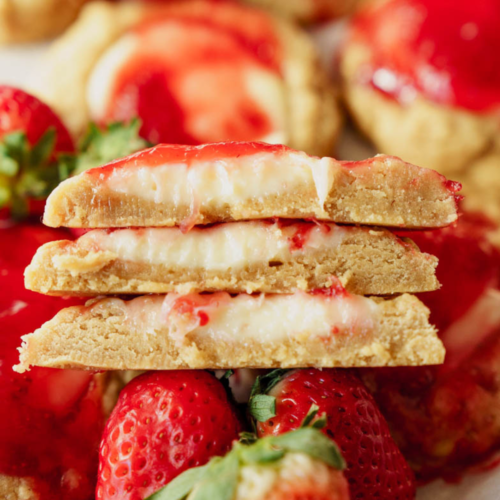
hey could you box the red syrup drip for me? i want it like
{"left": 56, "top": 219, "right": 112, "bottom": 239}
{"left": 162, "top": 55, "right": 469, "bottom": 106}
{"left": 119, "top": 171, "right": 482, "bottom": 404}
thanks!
{"left": 352, "top": 0, "right": 500, "bottom": 112}
{"left": 102, "top": 3, "right": 282, "bottom": 144}
{"left": 0, "top": 222, "right": 104, "bottom": 500}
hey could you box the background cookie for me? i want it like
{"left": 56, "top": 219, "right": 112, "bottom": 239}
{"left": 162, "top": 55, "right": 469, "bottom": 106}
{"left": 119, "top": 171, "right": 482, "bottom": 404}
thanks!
{"left": 31, "top": 0, "right": 341, "bottom": 156}
{"left": 0, "top": 0, "right": 88, "bottom": 44}
{"left": 340, "top": 0, "right": 500, "bottom": 176}
{"left": 242, "top": 0, "right": 361, "bottom": 23}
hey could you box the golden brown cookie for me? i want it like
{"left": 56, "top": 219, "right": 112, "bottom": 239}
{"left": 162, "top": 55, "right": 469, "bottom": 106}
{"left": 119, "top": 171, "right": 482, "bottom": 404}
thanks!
{"left": 340, "top": 0, "right": 500, "bottom": 176}
{"left": 0, "top": 476, "right": 36, "bottom": 500}
{"left": 15, "top": 292, "right": 444, "bottom": 372}
{"left": 30, "top": 1, "right": 341, "bottom": 156}
{"left": 242, "top": 0, "right": 359, "bottom": 23}
{"left": 25, "top": 221, "right": 439, "bottom": 296}
{"left": 42, "top": 143, "right": 461, "bottom": 230}
{"left": 0, "top": 0, "right": 88, "bottom": 44}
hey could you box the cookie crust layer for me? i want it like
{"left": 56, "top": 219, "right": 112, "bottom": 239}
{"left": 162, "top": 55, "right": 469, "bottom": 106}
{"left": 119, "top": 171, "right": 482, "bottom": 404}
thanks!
{"left": 25, "top": 221, "right": 439, "bottom": 296}
{"left": 42, "top": 144, "right": 460, "bottom": 229}
{"left": 16, "top": 292, "right": 444, "bottom": 372}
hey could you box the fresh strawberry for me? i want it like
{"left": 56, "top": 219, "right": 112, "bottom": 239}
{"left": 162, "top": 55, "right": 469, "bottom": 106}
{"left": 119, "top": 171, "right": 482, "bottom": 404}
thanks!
{"left": 96, "top": 370, "right": 243, "bottom": 500}
{"left": 0, "top": 86, "right": 74, "bottom": 151}
{"left": 148, "top": 425, "right": 348, "bottom": 500}
{"left": 0, "top": 87, "right": 148, "bottom": 220}
{"left": 0, "top": 86, "right": 75, "bottom": 219}
{"left": 0, "top": 221, "right": 104, "bottom": 500}
{"left": 251, "top": 369, "right": 416, "bottom": 499}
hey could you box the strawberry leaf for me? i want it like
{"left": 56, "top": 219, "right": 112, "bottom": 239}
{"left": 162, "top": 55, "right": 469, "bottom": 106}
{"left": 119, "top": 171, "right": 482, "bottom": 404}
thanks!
{"left": 189, "top": 452, "right": 239, "bottom": 500}
{"left": 249, "top": 369, "right": 288, "bottom": 400}
{"left": 249, "top": 394, "right": 276, "bottom": 422}
{"left": 146, "top": 465, "right": 208, "bottom": 500}
{"left": 0, "top": 145, "right": 19, "bottom": 176}
{"left": 301, "top": 403, "right": 320, "bottom": 428}
{"left": 267, "top": 428, "right": 345, "bottom": 470}
{"left": 30, "top": 128, "right": 56, "bottom": 167}
{"left": 63, "top": 119, "right": 149, "bottom": 176}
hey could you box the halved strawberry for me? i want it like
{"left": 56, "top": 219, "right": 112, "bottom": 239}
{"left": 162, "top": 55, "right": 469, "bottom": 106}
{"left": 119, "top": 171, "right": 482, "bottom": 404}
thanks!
{"left": 148, "top": 425, "right": 348, "bottom": 500}
{"left": 96, "top": 370, "right": 243, "bottom": 500}
{"left": 251, "top": 368, "right": 416, "bottom": 499}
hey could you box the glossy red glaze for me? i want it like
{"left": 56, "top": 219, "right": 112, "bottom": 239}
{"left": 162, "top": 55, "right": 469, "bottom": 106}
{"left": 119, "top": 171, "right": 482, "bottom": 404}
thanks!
{"left": 399, "top": 211, "right": 500, "bottom": 334}
{"left": 86, "top": 141, "right": 290, "bottom": 178}
{"left": 102, "top": 3, "right": 282, "bottom": 144}
{"left": 352, "top": 0, "right": 500, "bottom": 111}
{"left": 0, "top": 222, "right": 103, "bottom": 500}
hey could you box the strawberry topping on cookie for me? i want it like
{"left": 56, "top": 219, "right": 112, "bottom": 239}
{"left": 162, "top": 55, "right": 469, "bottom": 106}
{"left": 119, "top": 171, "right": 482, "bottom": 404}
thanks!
{"left": 0, "top": 222, "right": 103, "bottom": 500}
{"left": 352, "top": 0, "right": 500, "bottom": 111}
{"left": 87, "top": 3, "right": 285, "bottom": 144}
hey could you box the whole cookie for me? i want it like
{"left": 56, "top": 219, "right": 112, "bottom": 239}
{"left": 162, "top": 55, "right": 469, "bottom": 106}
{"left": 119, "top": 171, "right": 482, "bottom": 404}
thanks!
{"left": 30, "top": 1, "right": 341, "bottom": 156}
{"left": 341, "top": 0, "right": 500, "bottom": 176}
{"left": 0, "top": 0, "right": 88, "bottom": 44}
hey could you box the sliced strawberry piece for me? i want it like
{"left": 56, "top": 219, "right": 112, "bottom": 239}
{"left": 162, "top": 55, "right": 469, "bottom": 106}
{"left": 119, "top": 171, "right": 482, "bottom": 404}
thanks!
{"left": 96, "top": 370, "right": 242, "bottom": 500}
{"left": 0, "top": 221, "right": 104, "bottom": 500}
{"left": 252, "top": 368, "right": 416, "bottom": 499}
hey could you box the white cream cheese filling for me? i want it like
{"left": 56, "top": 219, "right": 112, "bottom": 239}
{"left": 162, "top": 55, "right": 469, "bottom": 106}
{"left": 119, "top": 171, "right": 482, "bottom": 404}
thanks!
{"left": 101, "top": 150, "right": 339, "bottom": 214}
{"left": 77, "top": 221, "right": 348, "bottom": 271}
{"left": 92, "top": 291, "right": 377, "bottom": 346}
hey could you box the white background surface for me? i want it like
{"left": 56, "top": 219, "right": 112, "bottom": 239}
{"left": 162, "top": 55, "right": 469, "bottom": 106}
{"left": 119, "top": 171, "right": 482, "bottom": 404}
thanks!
{"left": 1, "top": 24, "right": 499, "bottom": 500}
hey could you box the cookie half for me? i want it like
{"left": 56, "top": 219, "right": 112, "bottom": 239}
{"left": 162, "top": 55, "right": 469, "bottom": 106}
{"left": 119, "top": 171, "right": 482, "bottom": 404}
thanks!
{"left": 42, "top": 142, "right": 461, "bottom": 229}
{"left": 16, "top": 291, "right": 444, "bottom": 372}
{"left": 26, "top": 221, "right": 439, "bottom": 296}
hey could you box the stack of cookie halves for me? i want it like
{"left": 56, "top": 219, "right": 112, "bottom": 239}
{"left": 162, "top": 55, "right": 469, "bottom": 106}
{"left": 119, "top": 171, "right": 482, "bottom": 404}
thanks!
{"left": 16, "top": 142, "right": 461, "bottom": 373}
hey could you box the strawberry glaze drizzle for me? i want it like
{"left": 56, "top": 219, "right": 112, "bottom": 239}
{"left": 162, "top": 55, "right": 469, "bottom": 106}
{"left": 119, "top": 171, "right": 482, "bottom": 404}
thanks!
{"left": 0, "top": 223, "right": 104, "bottom": 500}
{"left": 102, "top": 3, "right": 282, "bottom": 144}
{"left": 86, "top": 141, "right": 290, "bottom": 180}
{"left": 352, "top": 0, "right": 500, "bottom": 112}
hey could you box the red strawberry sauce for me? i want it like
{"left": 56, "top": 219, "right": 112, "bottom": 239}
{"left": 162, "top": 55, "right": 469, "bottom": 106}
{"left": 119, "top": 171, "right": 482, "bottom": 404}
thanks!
{"left": 86, "top": 141, "right": 290, "bottom": 180}
{"left": 352, "top": 0, "right": 500, "bottom": 112}
{"left": 102, "top": 4, "right": 282, "bottom": 144}
{"left": 0, "top": 222, "right": 104, "bottom": 500}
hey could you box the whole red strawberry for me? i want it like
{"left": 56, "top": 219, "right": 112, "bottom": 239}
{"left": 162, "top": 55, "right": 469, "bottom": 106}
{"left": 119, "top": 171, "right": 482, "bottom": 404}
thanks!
{"left": 0, "top": 86, "right": 75, "bottom": 219}
{"left": 0, "top": 86, "right": 74, "bottom": 151}
{"left": 252, "top": 369, "right": 416, "bottom": 500}
{"left": 96, "top": 370, "right": 242, "bottom": 500}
